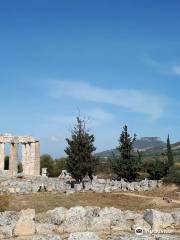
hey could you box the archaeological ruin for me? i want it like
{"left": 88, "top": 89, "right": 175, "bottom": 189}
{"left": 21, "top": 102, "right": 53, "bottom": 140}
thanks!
{"left": 0, "top": 133, "right": 40, "bottom": 176}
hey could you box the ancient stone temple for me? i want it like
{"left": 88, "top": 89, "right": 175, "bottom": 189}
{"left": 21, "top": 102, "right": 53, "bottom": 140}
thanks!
{"left": 0, "top": 134, "right": 40, "bottom": 176}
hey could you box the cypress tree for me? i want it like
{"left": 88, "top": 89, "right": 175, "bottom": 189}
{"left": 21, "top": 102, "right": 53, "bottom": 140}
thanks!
{"left": 167, "top": 134, "right": 174, "bottom": 168}
{"left": 65, "top": 117, "right": 97, "bottom": 182}
{"left": 112, "top": 125, "right": 140, "bottom": 181}
{"left": 118, "top": 125, "right": 136, "bottom": 160}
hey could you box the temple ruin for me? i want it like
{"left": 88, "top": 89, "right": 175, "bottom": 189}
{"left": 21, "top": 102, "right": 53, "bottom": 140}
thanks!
{"left": 0, "top": 134, "right": 40, "bottom": 176}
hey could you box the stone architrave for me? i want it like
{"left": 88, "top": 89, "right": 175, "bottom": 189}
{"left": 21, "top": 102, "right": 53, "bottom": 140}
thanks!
{"left": 0, "top": 143, "right": 5, "bottom": 171}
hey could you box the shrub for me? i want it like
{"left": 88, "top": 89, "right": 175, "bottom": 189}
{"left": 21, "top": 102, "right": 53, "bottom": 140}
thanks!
{"left": 40, "top": 154, "right": 54, "bottom": 177}
{"left": 164, "top": 165, "right": 180, "bottom": 184}
{"left": 137, "top": 172, "right": 150, "bottom": 180}
{"left": 40, "top": 155, "right": 67, "bottom": 177}
{"left": 142, "top": 158, "right": 168, "bottom": 180}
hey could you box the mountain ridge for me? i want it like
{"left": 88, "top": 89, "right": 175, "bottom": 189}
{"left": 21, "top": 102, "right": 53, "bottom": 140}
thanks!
{"left": 96, "top": 137, "right": 180, "bottom": 158}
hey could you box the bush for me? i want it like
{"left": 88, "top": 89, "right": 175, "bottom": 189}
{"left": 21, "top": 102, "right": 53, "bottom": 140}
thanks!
{"left": 164, "top": 165, "right": 180, "bottom": 184}
{"left": 137, "top": 172, "right": 150, "bottom": 180}
{"left": 40, "top": 154, "right": 54, "bottom": 177}
{"left": 111, "top": 155, "right": 141, "bottom": 181}
{"left": 53, "top": 158, "right": 67, "bottom": 177}
{"left": 40, "top": 155, "right": 67, "bottom": 177}
{"left": 96, "top": 159, "right": 112, "bottom": 178}
{"left": 142, "top": 158, "right": 168, "bottom": 180}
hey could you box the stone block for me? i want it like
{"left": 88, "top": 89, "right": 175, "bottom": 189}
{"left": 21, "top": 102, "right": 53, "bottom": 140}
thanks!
{"left": 14, "top": 209, "right": 35, "bottom": 236}
{"left": 68, "top": 232, "right": 101, "bottom": 240}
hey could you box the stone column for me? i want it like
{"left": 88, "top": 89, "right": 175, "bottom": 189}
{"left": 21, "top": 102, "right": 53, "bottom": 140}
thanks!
{"left": 29, "top": 143, "right": 35, "bottom": 175}
{"left": 0, "top": 143, "right": 5, "bottom": 171}
{"left": 22, "top": 143, "right": 27, "bottom": 175}
{"left": 34, "top": 141, "right": 40, "bottom": 176}
{"left": 25, "top": 143, "right": 31, "bottom": 175}
{"left": 9, "top": 143, "right": 18, "bottom": 176}
{"left": 29, "top": 142, "right": 40, "bottom": 176}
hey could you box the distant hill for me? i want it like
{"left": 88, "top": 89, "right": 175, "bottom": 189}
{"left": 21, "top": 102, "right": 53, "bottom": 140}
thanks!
{"left": 96, "top": 137, "right": 166, "bottom": 158}
{"left": 133, "top": 137, "right": 166, "bottom": 151}
{"left": 142, "top": 141, "right": 180, "bottom": 153}
{"left": 171, "top": 141, "right": 180, "bottom": 150}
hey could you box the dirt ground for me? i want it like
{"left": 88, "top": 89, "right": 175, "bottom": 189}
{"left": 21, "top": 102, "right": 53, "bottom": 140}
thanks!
{"left": 4, "top": 183, "right": 180, "bottom": 213}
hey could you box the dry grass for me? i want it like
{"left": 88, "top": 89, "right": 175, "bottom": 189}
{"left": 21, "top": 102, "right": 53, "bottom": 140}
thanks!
{"left": 8, "top": 192, "right": 147, "bottom": 212}
{"left": 5, "top": 185, "right": 180, "bottom": 213}
{"left": 138, "top": 183, "right": 180, "bottom": 199}
{"left": 0, "top": 195, "right": 9, "bottom": 211}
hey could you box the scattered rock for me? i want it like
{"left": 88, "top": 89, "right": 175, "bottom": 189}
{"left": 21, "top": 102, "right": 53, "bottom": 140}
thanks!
{"left": 172, "top": 210, "right": 180, "bottom": 228}
{"left": 163, "top": 196, "right": 172, "bottom": 203}
{"left": 68, "top": 232, "right": 101, "bottom": 240}
{"left": 0, "top": 206, "right": 179, "bottom": 238}
{"left": 14, "top": 208, "right": 36, "bottom": 236}
{"left": 62, "top": 206, "right": 87, "bottom": 233}
{"left": 143, "top": 209, "right": 174, "bottom": 232}
{"left": 36, "top": 223, "right": 56, "bottom": 234}
{"left": 32, "top": 235, "right": 62, "bottom": 240}
{"left": 46, "top": 207, "right": 67, "bottom": 225}
{"left": 155, "top": 235, "right": 180, "bottom": 240}
{"left": 109, "top": 235, "right": 154, "bottom": 240}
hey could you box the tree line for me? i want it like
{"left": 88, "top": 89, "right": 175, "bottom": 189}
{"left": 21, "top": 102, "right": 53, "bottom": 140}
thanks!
{"left": 40, "top": 117, "right": 179, "bottom": 184}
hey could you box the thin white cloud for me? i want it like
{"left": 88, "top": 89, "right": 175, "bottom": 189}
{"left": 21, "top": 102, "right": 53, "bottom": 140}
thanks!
{"left": 49, "top": 108, "right": 114, "bottom": 129}
{"left": 140, "top": 56, "right": 161, "bottom": 67}
{"left": 85, "top": 108, "right": 114, "bottom": 127}
{"left": 50, "top": 135, "right": 62, "bottom": 143}
{"left": 140, "top": 56, "right": 180, "bottom": 77}
{"left": 86, "top": 108, "right": 113, "bottom": 121}
{"left": 171, "top": 65, "right": 180, "bottom": 76}
{"left": 49, "top": 81, "right": 166, "bottom": 119}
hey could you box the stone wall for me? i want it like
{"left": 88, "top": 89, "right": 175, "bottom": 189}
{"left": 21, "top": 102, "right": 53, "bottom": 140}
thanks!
{"left": 0, "top": 206, "right": 179, "bottom": 239}
{"left": 0, "top": 177, "right": 162, "bottom": 194}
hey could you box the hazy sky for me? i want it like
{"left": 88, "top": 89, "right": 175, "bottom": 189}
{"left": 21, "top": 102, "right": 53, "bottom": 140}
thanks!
{"left": 1, "top": 0, "right": 180, "bottom": 157}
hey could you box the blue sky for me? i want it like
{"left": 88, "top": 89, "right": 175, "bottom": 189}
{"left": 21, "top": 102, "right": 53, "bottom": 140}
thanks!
{"left": 1, "top": 0, "right": 180, "bottom": 157}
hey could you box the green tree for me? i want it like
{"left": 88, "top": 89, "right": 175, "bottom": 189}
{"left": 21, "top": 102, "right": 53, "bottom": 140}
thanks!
{"left": 137, "top": 150, "right": 143, "bottom": 163}
{"left": 143, "top": 158, "right": 167, "bottom": 180}
{"left": 111, "top": 125, "right": 140, "bottom": 181}
{"left": 118, "top": 125, "right": 136, "bottom": 160}
{"left": 40, "top": 155, "right": 68, "bottom": 177}
{"left": 165, "top": 165, "right": 180, "bottom": 184}
{"left": 65, "top": 117, "right": 97, "bottom": 182}
{"left": 167, "top": 134, "right": 174, "bottom": 169}
{"left": 53, "top": 157, "right": 67, "bottom": 177}
{"left": 40, "top": 154, "right": 54, "bottom": 177}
